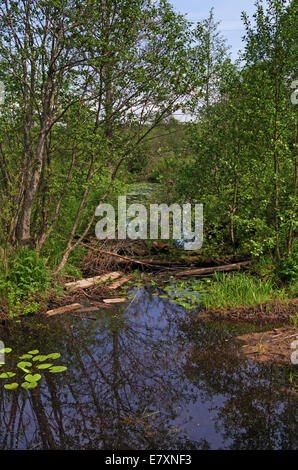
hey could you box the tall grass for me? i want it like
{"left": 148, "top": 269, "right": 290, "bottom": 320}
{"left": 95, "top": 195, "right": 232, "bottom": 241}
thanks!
{"left": 201, "top": 272, "right": 287, "bottom": 310}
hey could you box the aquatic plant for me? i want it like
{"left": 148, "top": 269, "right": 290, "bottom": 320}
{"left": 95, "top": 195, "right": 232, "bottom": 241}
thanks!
{"left": 289, "top": 370, "right": 298, "bottom": 392}
{"left": 0, "top": 347, "right": 67, "bottom": 391}
{"left": 257, "top": 335, "right": 264, "bottom": 353}
{"left": 153, "top": 272, "right": 289, "bottom": 312}
{"left": 156, "top": 279, "right": 203, "bottom": 310}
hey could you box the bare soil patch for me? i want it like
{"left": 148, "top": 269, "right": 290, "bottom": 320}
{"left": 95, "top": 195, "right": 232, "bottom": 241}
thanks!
{"left": 197, "top": 299, "right": 298, "bottom": 325}
{"left": 236, "top": 326, "right": 298, "bottom": 366}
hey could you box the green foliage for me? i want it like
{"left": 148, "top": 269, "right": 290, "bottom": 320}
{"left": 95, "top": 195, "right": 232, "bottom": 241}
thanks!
{"left": 0, "top": 347, "right": 67, "bottom": 391}
{"left": 275, "top": 253, "right": 298, "bottom": 284}
{"left": 0, "top": 0, "right": 296, "bottom": 319}
{"left": 157, "top": 279, "right": 202, "bottom": 310}
{"left": 5, "top": 249, "right": 48, "bottom": 289}
{"left": 290, "top": 312, "right": 298, "bottom": 329}
{"left": 252, "top": 256, "right": 276, "bottom": 279}
{"left": 286, "top": 281, "right": 298, "bottom": 299}
{"left": 200, "top": 273, "right": 287, "bottom": 310}
{"left": 0, "top": 0, "right": 200, "bottom": 272}
{"left": 0, "top": 249, "right": 49, "bottom": 317}
{"left": 156, "top": 273, "right": 287, "bottom": 311}
{"left": 159, "top": 0, "right": 297, "bottom": 261}
{"left": 0, "top": 347, "right": 12, "bottom": 354}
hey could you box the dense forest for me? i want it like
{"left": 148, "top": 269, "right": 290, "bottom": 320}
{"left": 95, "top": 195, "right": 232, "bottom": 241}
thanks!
{"left": 0, "top": 0, "right": 297, "bottom": 317}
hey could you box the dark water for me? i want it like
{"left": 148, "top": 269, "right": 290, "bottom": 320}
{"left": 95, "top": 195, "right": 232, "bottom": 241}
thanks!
{"left": 0, "top": 288, "right": 297, "bottom": 450}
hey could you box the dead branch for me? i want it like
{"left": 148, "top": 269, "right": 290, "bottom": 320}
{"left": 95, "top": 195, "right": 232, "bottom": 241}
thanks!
{"left": 45, "top": 303, "right": 82, "bottom": 317}
{"left": 175, "top": 261, "right": 251, "bottom": 277}
{"left": 64, "top": 271, "right": 123, "bottom": 291}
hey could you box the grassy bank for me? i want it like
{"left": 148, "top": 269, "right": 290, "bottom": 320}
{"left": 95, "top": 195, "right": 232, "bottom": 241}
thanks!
{"left": 157, "top": 268, "right": 297, "bottom": 325}
{"left": 200, "top": 272, "right": 294, "bottom": 310}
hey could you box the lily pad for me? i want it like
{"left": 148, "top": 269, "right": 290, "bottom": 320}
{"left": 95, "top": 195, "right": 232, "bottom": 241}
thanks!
{"left": 0, "top": 372, "right": 16, "bottom": 379}
{"left": 24, "top": 374, "right": 42, "bottom": 383}
{"left": 0, "top": 348, "right": 12, "bottom": 354}
{"left": 21, "top": 381, "right": 38, "bottom": 389}
{"left": 46, "top": 353, "right": 61, "bottom": 360}
{"left": 27, "top": 350, "right": 39, "bottom": 355}
{"left": 32, "top": 355, "right": 48, "bottom": 362}
{"left": 19, "top": 354, "right": 33, "bottom": 360}
{"left": 4, "top": 383, "right": 19, "bottom": 390}
{"left": 36, "top": 363, "right": 53, "bottom": 370}
{"left": 17, "top": 361, "right": 32, "bottom": 372}
{"left": 49, "top": 366, "right": 67, "bottom": 373}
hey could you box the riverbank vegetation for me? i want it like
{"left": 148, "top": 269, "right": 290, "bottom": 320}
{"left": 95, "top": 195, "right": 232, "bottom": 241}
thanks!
{"left": 200, "top": 273, "right": 288, "bottom": 310}
{"left": 0, "top": 0, "right": 297, "bottom": 319}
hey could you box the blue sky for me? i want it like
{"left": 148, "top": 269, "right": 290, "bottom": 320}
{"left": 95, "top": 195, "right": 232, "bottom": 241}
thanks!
{"left": 170, "top": 0, "right": 257, "bottom": 61}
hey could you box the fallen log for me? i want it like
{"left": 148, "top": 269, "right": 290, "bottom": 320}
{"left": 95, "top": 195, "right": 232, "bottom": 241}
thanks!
{"left": 109, "top": 275, "right": 132, "bottom": 289}
{"left": 65, "top": 271, "right": 123, "bottom": 291}
{"left": 103, "top": 298, "right": 127, "bottom": 304}
{"left": 175, "top": 261, "right": 251, "bottom": 277}
{"left": 45, "top": 303, "right": 82, "bottom": 317}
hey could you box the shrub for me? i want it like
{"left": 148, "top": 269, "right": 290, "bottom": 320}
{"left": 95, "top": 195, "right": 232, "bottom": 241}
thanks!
{"left": 275, "top": 253, "right": 298, "bottom": 284}
{"left": 0, "top": 249, "right": 49, "bottom": 317}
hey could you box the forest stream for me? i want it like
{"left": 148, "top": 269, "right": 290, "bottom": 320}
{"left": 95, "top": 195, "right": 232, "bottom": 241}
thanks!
{"left": 0, "top": 286, "right": 297, "bottom": 450}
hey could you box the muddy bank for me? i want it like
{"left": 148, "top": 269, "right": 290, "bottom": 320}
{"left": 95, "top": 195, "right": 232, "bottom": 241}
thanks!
{"left": 236, "top": 327, "right": 298, "bottom": 369}
{"left": 196, "top": 299, "right": 298, "bottom": 325}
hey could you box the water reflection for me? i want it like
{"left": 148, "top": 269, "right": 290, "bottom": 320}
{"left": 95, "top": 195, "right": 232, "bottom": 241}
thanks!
{"left": 0, "top": 288, "right": 297, "bottom": 450}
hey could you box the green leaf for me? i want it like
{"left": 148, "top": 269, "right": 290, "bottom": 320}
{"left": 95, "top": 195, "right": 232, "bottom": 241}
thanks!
{"left": 4, "top": 383, "right": 19, "bottom": 390}
{"left": 46, "top": 353, "right": 61, "bottom": 360}
{"left": 24, "top": 374, "right": 42, "bottom": 383}
{"left": 32, "top": 355, "right": 47, "bottom": 362}
{"left": 0, "top": 348, "right": 12, "bottom": 354}
{"left": 21, "top": 381, "right": 38, "bottom": 389}
{"left": 36, "top": 363, "right": 53, "bottom": 370}
{"left": 19, "top": 354, "right": 33, "bottom": 359}
{"left": 49, "top": 366, "right": 67, "bottom": 373}
{"left": 27, "top": 350, "right": 39, "bottom": 355}
{"left": 0, "top": 372, "right": 16, "bottom": 378}
{"left": 17, "top": 361, "right": 32, "bottom": 372}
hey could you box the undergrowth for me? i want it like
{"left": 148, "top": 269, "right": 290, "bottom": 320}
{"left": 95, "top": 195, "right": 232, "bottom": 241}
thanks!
{"left": 0, "top": 249, "right": 50, "bottom": 317}
{"left": 200, "top": 272, "right": 288, "bottom": 310}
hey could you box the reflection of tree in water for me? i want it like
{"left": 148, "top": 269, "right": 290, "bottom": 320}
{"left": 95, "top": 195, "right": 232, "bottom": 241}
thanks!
{"left": 183, "top": 320, "right": 298, "bottom": 450}
{"left": 1, "top": 291, "right": 296, "bottom": 450}
{"left": 0, "top": 289, "right": 207, "bottom": 450}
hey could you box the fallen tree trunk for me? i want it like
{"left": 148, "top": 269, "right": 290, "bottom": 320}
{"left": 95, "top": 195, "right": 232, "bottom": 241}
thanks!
{"left": 175, "top": 261, "right": 251, "bottom": 277}
{"left": 103, "top": 298, "right": 127, "bottom": 304}
{"left": 45, "top": 303, "right": 82, "bottom": 317}
{"left": 109, "top": 275, "right": 132, "bottom": 289}
{"left": 65, "top": 271, "right": 123, "bottom": 291}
